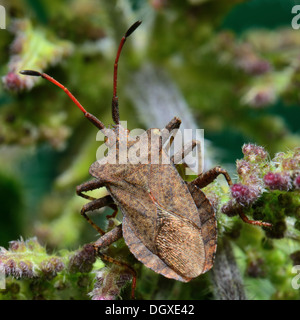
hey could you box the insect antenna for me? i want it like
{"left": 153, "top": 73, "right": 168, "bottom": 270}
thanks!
{"left": 19, "top": 70, "right": 106, "bottom": 130}
{"left": 112, "top": 20, "right": 142, "bottom": 125}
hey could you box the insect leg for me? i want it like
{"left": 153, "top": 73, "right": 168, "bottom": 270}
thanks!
{"left": 80, "top": 195, "right": 116, "bottom": 235}
{"left": 94, "top": 225, "right": 137, "bottom": 299}
{"left": 189, "top": 167, "right": 272, "bottom": 228}
{"left": 100, "top": 253, "right": 137, "bottom": 299}
{"left": 190, "top": 166, "right": 232, "bottom": 189}
{"left": 77, "top": 180, "right": 120, "bottom": 232}
{"left": 163, "top": 117, "right": 182, "bottom": 132}
{"left": 162, "top": 117, "right": 181, "bottom": 150}
{"left": 170, "top": 139, "right": 200, "bottom": 164}
{"left": 76, "top": 179, "right": 105, "bottom": 201}
{"left": 237, "top": 208, "right": 271, "bottom": 227}
{"left": 105, "top": 203, "right": 118, "bottom": 219}
{"left": 94, "top": 223, "right": 123, "bottom": 248}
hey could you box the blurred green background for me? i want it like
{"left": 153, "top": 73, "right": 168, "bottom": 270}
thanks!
{"left": 0, "top": 0, "right": 300, "bottom": 300}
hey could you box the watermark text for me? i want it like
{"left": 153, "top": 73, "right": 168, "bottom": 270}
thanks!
{"left": 95, "top": 121, "right": 204, "bottom": 175}
{"left": 0, "top": 5, "right": 6, "bottom": 30}
{"left": 291, "top": 265, "right": 300, "bottom": 290}
{"left": 0, "top": 263, "right": 5, "bottom": 290}
{"left": 292, "top": 5, "right": 300, "bottom": 30}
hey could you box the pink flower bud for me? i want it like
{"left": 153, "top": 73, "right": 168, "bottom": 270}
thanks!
{"left": 264, "top": 172, "right": 291, "bottom": 191}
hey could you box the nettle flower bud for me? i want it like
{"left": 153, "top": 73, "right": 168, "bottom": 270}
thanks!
{"left": 263, "top": 172, "right": 291, "bottom": 191}
{"left": 236, "top": 160, "right": 252, "bottom": 177}
{"left": 282, "top": 159, "right": 299, "bottom": 171}
{"left": 242, "top": 143, "right": 268, "bottom": 162}
{"left": 68, "top": 244, "right": 96, "bottom": 273}
{"left": 2, "top": 258, "right": 35, "bottom": 279}
{"left": 231, "top": 184, "right": 250, "bottom": 203}
{"left": 40, "top": 257, "right": 65, "bottom": 279}
{"left": 17, "top": 261, "right": 34, "bottom": 278}
{"left": 231, "top": 183, "right": 260, "bottom": 205}
{"left": 8, "top": 240, "right": 27, "bottom": 252}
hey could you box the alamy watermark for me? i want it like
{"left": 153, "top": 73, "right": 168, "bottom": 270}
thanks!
{"left": 291, "top": 265, "right": 300, "bottom": 290}
{"left": 0, "top": 5, "right": 6, "bottom": 30}
{"left": 292, "top": 5, "right": 300, "bottom": 29}
{"left": 0, "top": 263, "right": 5, "bottom": 290}
{"left": 95, "top": 121, "right": 204, "bottom": 176}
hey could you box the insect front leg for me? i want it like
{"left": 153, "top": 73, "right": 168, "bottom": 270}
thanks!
{"left": 189, "top": 167, "right": 272, "bottom": 228}
{"left": 190, "top": 166, "right": 232, "bottom": 189}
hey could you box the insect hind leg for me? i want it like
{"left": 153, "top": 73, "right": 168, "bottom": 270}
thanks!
{"left": 99, "top": 253, "right": 137, "bottom": 299}
{"left": 94, "top": 225, "right": 137, "bottom": 299}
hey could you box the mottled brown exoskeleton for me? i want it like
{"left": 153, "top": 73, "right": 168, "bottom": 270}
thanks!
{"left": 20, "top": 21, "right": 271, "bottom": 298}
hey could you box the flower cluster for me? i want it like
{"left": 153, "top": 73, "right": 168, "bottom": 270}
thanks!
{"left": 227, "top": 144, "right": 299, "bottom": 207}
{"left": 0, "top": 237, "right": 133, "bottom": 300}
{"left": 216, "top": 32, "right": 271, "bottom": 76}
{"left": 0, "top": 237, "right": 65, "bottom": 279}
{"left": 220, "top": 144, "right": 300, "bottom": 237}
{"left": 227, "top": 144, "right": 268, "bottom": 208}
{"left": 2, "top": 19, "right": 73, "bottom": 92}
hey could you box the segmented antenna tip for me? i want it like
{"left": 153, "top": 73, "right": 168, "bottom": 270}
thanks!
{"left": 19, "top": 70, "right": 42, "bottom": 77}
{"left": 125, "top": 20, "right": 142, "bottom": 38}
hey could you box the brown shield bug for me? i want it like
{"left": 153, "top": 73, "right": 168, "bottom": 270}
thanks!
{"left": 20, "top": 21, "right": 271, "bottom": 299}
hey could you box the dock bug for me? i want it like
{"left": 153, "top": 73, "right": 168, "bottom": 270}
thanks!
{"left": 20, "top": 21, "right": 271, "bottom": 298}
